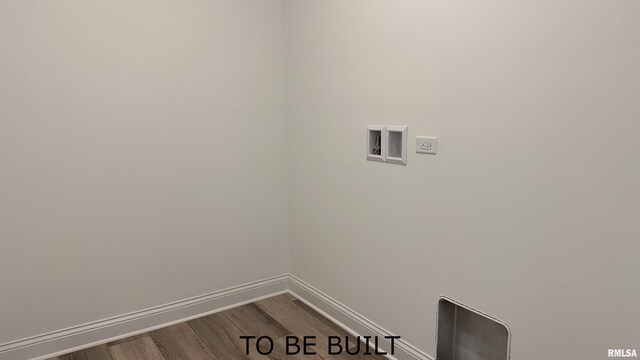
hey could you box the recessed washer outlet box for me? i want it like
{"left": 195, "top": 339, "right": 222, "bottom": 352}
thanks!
{"left": 385, "top": 126, "right": 407, "bottom": 165}
{"left": 436, "top": 297, "right": 511, "bottom": 360}
{"left": 367, "top": 125, "right": 385, "bottom": 162}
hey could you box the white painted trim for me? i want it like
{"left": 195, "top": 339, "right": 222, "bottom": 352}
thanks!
{"left": 0, "top": 274, "right": 433, "bottom": 360}
{"left": 288, "top": 274, "right": 433, "bottom": 360}
{"left": 0, "top": 274, "right": 289, "bottom": 360}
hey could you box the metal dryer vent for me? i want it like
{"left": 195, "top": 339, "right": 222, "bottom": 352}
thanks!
{"left": 436, "top": 297, "right": 511, "bottom": 360}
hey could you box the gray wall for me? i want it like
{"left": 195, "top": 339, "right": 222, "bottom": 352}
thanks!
{"left": 285, "top": 1, "right": 640, "bottom": 359}
{"left": 0, "top": 0, "right": 288, "bottom": 344}
{"left": 2, "top": 1, "right": 639, "bottom": 358}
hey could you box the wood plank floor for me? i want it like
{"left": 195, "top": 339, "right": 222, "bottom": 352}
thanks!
{"left": 49, "top": 294, "right": 387, "bottom": 360}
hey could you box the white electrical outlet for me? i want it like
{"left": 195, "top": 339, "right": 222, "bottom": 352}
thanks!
{"left": 416, "top": 136, "right": 437, "bottom": 155}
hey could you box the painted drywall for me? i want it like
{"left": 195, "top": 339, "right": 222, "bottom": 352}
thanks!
{"left": 0, "top": 0, "right": 288, "bottom": 344}
{"left": 285, "top": 1, "right": 640, "bottom": 359}
{"left": 2, "top": 1, "right": 639, "bottom": 358}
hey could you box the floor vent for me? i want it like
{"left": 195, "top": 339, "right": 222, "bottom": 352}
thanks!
{"left": 436, "top": 296, "right": 511, "bottom": 360}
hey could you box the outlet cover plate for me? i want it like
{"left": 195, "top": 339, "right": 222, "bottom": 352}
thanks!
{"left": 416, "top": 136, "right": 437, "bottom": 154}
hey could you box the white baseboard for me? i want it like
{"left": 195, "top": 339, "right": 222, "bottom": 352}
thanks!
{"left": 0, "top": 274, "right": 289, "bottom": 360}
{"left": 288, "top": 274, "right": 434, "bottom": 360}
{"left": 0, "top": 274, "right": 432, "bottom": 360}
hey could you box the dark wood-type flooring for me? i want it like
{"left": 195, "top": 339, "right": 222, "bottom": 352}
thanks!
{"left": 49, "top": 294, "right": 388, "bottom": 360}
